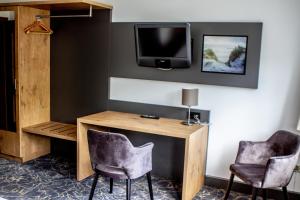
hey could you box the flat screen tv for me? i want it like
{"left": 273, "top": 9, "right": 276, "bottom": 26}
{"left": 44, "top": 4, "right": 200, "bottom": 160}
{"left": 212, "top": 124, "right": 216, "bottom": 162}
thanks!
{"left": 135, "top": 23, "right": 192, "bottom": 69}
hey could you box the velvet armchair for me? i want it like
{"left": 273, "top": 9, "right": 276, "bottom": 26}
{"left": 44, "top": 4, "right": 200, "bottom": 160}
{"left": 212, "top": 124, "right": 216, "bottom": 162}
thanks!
{"left": 87, "top": 129, "right": 154, "bottom": 200}
{"left": 224, "top": 130, "right": 300, "bottom": 200}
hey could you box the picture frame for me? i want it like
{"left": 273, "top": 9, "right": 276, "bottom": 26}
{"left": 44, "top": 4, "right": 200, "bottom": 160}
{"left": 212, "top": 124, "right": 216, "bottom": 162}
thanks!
{"left": 201, "top": 35, "right": 248, "bottom": 75}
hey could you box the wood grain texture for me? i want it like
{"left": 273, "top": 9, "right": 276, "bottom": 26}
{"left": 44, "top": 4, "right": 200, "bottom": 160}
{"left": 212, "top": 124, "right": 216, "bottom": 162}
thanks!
{"left": 21, "top": 132, "right": 50, "bottom": 162}
{"left": 0, "top": 0, "right": 112, "bottom": 10}
{"left": 0, "top": 6, "right": 51, "bottom": 161}
{"left": 23, "top": 121, "right": 77, "bottom": 141}
{"left": 78, "top": 111, "right": 203, "bottom": 139}
{"left": 77, "top": 121, "right": 108, "bottom": 180}
{"left": 0, "top": 130, "right": 18, "bottom": 156}
{"left": 77, "top": 121, "right": 89, "bottom": 180}
{"left": 182, "top": 125, "right": 208, "bottom": 200}
{"left": 16, "top": 6, "right": 51, "bottom": 161}
{"left": 0, "top": 6, "right": 17, "bottom": 12}
{"left": 77, "top": 111, "right": 209, "bottom": 200}
{"left": 0, "top": 152, "right": 23, "bottom": 162}
{"left": 0, "top": 6, "right": 18, "bottom": 158}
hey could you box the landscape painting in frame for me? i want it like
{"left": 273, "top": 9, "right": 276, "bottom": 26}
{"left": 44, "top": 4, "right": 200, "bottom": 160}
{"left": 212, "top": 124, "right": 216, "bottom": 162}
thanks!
{"left": 201, "top": 35, "right": 248, "bottom": 75}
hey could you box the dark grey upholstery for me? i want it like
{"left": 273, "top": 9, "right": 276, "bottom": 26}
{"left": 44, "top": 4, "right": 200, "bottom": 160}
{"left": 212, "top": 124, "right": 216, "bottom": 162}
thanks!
{"left": 87, "top": 129, "right": 154, "bottom": 200}
{"left": 87, "top": 129, "right": 154, "bottom": 179}
{"left": 230, "top": 164, "right": 266, "bottom": 188}
{"left": 224, "top": 130, "right": 300, "bottom": 200}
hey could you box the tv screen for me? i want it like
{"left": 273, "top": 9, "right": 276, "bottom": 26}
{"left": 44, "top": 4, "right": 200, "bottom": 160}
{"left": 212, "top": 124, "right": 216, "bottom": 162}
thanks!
{"left": 135, "top": 23, "right": 191, "bottom": 69}
{"left": 138, "top": 27, "right": 187, "bottom": 58}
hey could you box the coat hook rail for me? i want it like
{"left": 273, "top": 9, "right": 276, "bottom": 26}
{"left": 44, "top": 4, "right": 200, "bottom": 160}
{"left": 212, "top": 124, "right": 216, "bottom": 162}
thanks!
{"left": 36, "top": 5, "right": 93, "bottom": 19}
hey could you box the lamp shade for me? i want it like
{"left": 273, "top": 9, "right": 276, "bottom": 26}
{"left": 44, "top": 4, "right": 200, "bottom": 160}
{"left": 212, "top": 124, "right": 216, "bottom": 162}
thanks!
{"left": 182, "top": 88, "right": 198, "bottom": 107}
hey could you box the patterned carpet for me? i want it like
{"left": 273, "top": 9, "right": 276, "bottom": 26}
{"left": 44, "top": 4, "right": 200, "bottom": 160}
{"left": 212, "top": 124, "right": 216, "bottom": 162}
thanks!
{"left": 0, "top": 155, "right": 250, "bottom": 200}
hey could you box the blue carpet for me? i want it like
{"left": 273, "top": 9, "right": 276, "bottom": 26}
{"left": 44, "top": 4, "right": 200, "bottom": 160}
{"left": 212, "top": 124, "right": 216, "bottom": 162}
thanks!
{"left": 0, "top": 155, "right": 250, "bottom": 199}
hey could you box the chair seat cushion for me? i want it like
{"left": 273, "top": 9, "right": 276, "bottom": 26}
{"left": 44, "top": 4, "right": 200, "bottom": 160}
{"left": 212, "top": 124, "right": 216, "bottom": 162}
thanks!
{"left": 230, "top": 164, "right": 266, "bottom": 188}
{"left": 95, "top": 164, "right": 128, "bottom": 179}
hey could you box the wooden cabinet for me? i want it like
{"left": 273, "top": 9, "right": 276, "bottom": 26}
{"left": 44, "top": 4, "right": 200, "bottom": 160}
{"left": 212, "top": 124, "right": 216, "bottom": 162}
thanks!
{"left": 0, "top": 0, "right": 112, "bottom": 162}
{"left": 0, "top": 6, "right": 51, "bottom": 161}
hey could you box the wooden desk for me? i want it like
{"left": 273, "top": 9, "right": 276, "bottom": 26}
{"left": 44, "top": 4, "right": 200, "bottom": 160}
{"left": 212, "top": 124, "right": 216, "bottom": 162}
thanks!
{"left": 77, "top": 111, "right": 208, "bottom": 200}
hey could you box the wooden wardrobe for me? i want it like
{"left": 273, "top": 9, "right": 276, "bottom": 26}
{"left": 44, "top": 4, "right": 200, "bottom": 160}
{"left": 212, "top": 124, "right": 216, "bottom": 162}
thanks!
{"left": 0, "top": 0, "right": 112, "bottom": 162}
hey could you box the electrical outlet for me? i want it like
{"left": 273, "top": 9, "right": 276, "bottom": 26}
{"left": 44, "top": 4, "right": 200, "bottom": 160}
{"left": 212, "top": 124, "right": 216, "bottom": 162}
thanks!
{"left": 190, "top": 112, "right": 201, "bottom": 121}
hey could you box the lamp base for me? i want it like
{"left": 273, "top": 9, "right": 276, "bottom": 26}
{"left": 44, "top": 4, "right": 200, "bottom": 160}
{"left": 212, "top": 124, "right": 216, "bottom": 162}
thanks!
{"left": 181, "top": 120, "right": 196, "bottom": 126}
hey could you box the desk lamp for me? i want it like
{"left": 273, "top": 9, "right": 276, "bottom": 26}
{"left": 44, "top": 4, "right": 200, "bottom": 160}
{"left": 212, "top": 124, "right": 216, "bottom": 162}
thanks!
{"left": 182, "top": 88, "right": 198, "bottom": 126}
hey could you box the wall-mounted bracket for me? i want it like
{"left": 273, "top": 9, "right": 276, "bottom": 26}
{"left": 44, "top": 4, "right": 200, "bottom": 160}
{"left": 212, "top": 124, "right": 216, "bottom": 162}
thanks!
{"left": 36, "top": 5, "right": 93, "bottom": 19}
{"left": 157, "top": 68, "right": 173, "bottom": 71}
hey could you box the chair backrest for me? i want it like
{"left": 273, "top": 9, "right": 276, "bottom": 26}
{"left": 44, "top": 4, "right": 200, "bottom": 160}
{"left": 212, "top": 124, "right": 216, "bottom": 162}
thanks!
{"left": 268, "top": 130, "right": 300, "bottom": 157}
{"left": 87, "top": 129, "right": 135, "bottom": 168}
{"left": 262, "top": 130, "right": 300, "bottom": 188}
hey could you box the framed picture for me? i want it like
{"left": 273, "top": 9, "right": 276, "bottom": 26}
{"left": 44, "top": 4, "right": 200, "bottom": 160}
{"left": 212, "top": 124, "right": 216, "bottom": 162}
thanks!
{"left": 201, "top": 35, "right": 248, "bottom": 75}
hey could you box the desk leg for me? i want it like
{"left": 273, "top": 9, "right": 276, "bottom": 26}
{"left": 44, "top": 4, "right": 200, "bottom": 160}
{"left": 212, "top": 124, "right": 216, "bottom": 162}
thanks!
{"left": 77, "top": 121, "right": 109, "bottom": 181}
{"left": 182, "top": 126, "right": 208, "bottom": 200}
{"left": 77, "top": 122, "right": 93, "bottom": 181}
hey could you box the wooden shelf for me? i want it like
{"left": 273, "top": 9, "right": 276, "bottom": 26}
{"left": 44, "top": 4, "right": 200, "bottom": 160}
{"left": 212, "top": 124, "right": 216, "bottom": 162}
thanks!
{"left": 0, "top": 0, "right": 112, "bottom": 10}
{"left": 23, "top": 121, "right": 77, "bottom": 141}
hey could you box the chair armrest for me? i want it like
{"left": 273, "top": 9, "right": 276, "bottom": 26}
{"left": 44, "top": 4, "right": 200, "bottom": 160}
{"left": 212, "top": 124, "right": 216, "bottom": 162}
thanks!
{"left": 235, "top": 141, "right": 274, "bottom": 165}
{"left": 124, "top": 142, "right": 154, "bottom": 179}
{"left": 262, "top": 154, "right": 299, "bottom": 188}
{"left": 134, "top": 143, "right": 154, "bottom": 163}
{"left": 135, "top": 142, "right": 154, "bottom": 155}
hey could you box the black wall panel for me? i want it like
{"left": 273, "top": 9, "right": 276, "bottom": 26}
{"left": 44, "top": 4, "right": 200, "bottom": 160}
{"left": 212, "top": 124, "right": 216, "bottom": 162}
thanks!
{"left": 50, "top": 10, "right": 111, "bottom": 123}
{"left": 49, "top": 13, "right": 216, "bottom": 180}
{"left": 108, "top": 100, "right": 210, "bottom": 122}
{"left": 110, "top": 22, "right": 262, "bottom": 89}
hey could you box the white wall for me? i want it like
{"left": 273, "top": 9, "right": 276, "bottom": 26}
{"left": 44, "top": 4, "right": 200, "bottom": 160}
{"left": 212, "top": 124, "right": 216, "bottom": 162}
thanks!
{"left": 110, "top": 0, "right": 300, "bottom": 192}
{"left": 0, "top": 11, "right": 14, "bottom": 20}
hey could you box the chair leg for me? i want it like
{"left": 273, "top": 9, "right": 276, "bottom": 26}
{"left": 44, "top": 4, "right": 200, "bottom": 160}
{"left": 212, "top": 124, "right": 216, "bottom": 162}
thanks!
{"left": 147, "top": 172, "right": 154, "bottom": 200}
{"left": 126, "top": 179, "right": 131, "bottom": 200}
{"left": 282, "top": 186, "right": 289, "bottom": 200}
{"left": 263, "top": 189, "right": 267, "bottom": 200}
{"left": 89, "top": 173, "right": 99, "bottom": 200}
{"left": 251, "top": 187, "right": 258, "bottom": 200}
{"left": 110, "top": 178, "right": 113, "bottom": 194}
{"left": 224, "top": 173, "right": 234, "bottom": 200}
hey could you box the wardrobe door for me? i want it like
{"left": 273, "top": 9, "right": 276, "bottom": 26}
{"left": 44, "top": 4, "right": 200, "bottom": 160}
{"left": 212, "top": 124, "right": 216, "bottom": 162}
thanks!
{"left": 5, "top": 20, "right": 16, "bottom": 132}
{"left": 0, "top": 17, "right": 16, "bottom": 132}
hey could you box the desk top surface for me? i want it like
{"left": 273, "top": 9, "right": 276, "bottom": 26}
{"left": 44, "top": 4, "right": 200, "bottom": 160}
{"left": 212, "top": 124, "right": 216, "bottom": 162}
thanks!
{"left": 78, "top": 111, "right": 206, "bottom": 139}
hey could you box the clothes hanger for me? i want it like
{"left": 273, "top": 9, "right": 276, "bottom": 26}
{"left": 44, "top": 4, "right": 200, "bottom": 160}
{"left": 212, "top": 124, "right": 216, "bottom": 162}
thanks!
{"left": 24, "top": 19, "right": 53, "bottom": 35}
{"left": 24, "top": 18, "right": 53, "bottom": 35}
